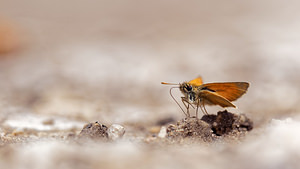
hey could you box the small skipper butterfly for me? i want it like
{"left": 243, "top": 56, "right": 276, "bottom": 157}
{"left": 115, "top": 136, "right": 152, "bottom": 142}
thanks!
{"left": 161, "top": 77, "right": 249, "bottom": 118}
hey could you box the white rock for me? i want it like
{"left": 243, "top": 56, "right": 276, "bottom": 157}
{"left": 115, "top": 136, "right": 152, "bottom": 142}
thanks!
{"left": 158, "top": 126, "right": 167, "bottom": 138}
{"left": 107, "top": 124, "right": 126, "bottom": 140}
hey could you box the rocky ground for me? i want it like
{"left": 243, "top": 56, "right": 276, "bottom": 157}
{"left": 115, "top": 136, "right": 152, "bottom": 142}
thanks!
{"left": 1, "top": 0, "right": 300, "bottom": 169}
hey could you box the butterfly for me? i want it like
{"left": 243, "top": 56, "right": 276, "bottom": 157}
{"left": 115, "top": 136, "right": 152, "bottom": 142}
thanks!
{"left": 161, "top": 77, "right": 249, "bottom": 118}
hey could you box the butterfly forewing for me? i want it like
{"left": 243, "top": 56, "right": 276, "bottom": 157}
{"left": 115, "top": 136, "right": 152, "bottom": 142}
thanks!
{"left": 188, "top": 77, "right": 203, "bottom": 86}
{"left": 200, "top": 82, "right": 249, "bottom": 102}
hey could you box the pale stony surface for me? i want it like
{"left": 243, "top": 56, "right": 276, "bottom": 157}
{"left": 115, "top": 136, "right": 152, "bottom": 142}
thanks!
{"left": 107, "top": 124, "right": 126, "bottom": 141}
{"left": 1, "top": 0, "right": 300, "bottom": 169}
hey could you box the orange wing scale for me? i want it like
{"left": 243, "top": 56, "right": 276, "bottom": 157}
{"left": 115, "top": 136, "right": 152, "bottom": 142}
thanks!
{"left": 200, "top": 82, "right": 249, "bottom": 102}
{"left": 188, "top": 77, "right": 203, "bottom": 86}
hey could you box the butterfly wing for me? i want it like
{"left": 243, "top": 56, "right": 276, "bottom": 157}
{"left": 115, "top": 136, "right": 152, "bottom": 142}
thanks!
{"left": 188, "top": 77, "right": 203, "bottom": 86}
{"left": 200, "top": 82, "right": 249, "bottom": 102}
{"left": 199, "top": 90, "right": 236, "bottom": 108}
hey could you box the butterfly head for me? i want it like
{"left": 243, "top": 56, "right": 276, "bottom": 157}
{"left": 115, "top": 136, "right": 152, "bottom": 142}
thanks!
{"left": 161, "top": 81, "right": 197, "bottom": 103}
{"left": 180, "top": 82, "right": 197, "bottom": 102}
{"left": 180, "top": 82, "right": 193, "bottom": 93}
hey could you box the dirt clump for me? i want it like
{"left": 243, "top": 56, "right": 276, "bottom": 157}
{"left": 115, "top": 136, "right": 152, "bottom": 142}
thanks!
{"left": 167, "top": 118, "right": 213, "bottom": 141}
{"left": 202, "top": 110, "right": 253, "bottom": 136}
{"left": 166, "top": 110, "right": 253, "bottom": 142}
{"left": 78, "top": 121, "right": 109, "bottom": 140}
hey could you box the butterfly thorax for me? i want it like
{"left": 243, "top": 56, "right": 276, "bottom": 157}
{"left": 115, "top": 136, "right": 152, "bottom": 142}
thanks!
{"left": 179, "top": 82, "right": 200, "bottom": 103}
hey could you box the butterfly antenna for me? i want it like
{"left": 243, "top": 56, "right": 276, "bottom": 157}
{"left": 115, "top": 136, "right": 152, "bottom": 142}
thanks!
{"left": 161, "top": 82, "right": 179, "bottom": 85}
{"left": 169, "top": 87, "right": 186, "bottom": 115}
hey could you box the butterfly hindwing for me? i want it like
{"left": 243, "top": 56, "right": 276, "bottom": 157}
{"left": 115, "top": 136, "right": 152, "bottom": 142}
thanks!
{"left": 199, "top": 90, "right": 236, "bottom": 108}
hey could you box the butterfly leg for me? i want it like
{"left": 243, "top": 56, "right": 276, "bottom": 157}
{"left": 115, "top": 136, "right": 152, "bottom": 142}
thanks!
{"left": 195, "top": 99, "right": 200, "bottom": 119}
{"left": 199, "top": 102, "right": 206, "bottom": 115}
{"left": 181, "top": 97, "right": 191, "bottom": 118}
{"left": 202, "top": 100, "right": 209, "bottom": 115}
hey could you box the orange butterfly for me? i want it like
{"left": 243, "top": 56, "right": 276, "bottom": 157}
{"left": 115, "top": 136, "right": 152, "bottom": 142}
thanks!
{"left": 161, "top": 77, "right": 249, "bottom": 118}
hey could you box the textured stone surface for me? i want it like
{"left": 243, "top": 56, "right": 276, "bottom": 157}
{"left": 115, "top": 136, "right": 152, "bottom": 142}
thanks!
{"left": 79, "top": 121, "right": 108, "bottom": 140}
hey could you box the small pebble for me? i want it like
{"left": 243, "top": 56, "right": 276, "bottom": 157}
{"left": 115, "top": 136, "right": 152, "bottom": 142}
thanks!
{"left": 42, "top": 119, "right": 54, "bottom": 125}
{"left": 158, "top": 126, "right": 167, "bottom": 138}
{"left": 107, "top": 124, "right": 125, "bottom": 140}
{"left": 148, "top": 126, "right": 161, "bottom": 134}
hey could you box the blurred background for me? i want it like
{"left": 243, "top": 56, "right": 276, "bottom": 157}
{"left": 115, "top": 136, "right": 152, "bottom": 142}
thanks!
{"left": 1, "top": 0, "right": 300, "bottom": 127}
{"left": 2, "top": 1, "right": 300, "bottom": 169}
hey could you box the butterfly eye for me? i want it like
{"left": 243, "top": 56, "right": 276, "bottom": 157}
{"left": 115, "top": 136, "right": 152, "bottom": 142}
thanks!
{"left": 186, "top": 85, "right": 192, "bottom": 91}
